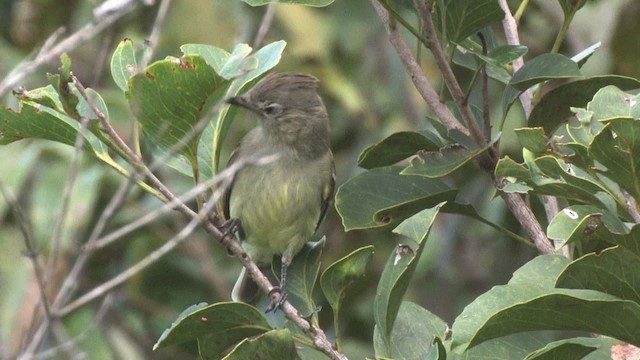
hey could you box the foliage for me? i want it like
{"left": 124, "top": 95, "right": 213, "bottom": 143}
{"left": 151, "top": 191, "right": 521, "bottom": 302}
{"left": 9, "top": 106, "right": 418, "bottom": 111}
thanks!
{"left": 1, "top": 0, "right": 639, "bottom": 359}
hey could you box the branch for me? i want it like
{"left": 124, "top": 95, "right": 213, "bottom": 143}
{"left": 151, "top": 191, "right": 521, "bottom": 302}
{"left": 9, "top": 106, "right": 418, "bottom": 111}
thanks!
{"left": 413, "top": 0, "right": 486, "bottom": 147}
{"left": 370, "top": 0, "right": 469, "bottom": 137}
{"left": 0, "top": 0, "right": 152, "bottom": 97}
{"left": 252, "top": 2, "right": 278, "bottom": 49}
{"left": 498, "top": 0, "right": 533, "bottom": 117}
{"left": 372, "top": 0, "right": 553, "bottom": 254}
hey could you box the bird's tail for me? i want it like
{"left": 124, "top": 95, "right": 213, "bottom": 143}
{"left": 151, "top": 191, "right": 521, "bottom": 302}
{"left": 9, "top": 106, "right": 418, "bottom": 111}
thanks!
{"left": 231, "top": 267, "right": 261, "bottom": 303}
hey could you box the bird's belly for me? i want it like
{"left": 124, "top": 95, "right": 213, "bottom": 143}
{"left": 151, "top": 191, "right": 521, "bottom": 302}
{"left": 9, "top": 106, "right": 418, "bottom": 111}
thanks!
{"left": 229, "top": 162, "right": 322, "bottom": 264}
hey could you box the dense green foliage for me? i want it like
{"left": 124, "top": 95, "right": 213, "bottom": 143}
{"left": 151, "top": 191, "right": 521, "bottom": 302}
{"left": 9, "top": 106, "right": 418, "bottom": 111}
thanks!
{"left": 1, "top": 0, "right": 640, "bottom": 359}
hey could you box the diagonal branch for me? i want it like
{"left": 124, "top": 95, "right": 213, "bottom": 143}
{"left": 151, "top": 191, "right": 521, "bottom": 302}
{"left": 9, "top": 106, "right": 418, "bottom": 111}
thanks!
{"left": 371, "top": 0, "right": 469, "bottom": 137}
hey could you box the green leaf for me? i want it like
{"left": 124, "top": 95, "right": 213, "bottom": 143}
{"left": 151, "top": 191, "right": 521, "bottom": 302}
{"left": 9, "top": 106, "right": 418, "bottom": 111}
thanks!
{"left": 488, "top": 45, "right": 528, "bottom": 66}
{"left": 572, "top": 41, "right": 601, "bottom": 68}
{"left": 48, "top": 54, "right": 81, "bottom": 120}
{"left": 181, "top": 43, "right": 231, "bottom": 76}
{"left": 153, "top": 302, "right": 271, "bottom": 356}
{"left": 587, "top": 85, "right": 640, "bottom": 121}
{"left": 452, "top": 255, "right": 640, "bottom": 351}
{"left": 466, "top": 290, "right": 640, "bottom": 349}
{"left": 529, "top": 76, "right": 640, "bottom": 134}
{"left": 557, "top": 0, "right": 587, "bottom": 16}
{"left": 436, "top": 0, "right": 504, "bottom": 43}
{"left": 515, "top": 127, "right": 548, "bottom": 155}
{"left": 0, "top": 102, "right": 96, "bottom": 151}
{"left": 242, "top": 0, "right": 335, "bottom": 6}
{"left": 523, "top": 337, "right": 600, "bottom": 360}
{"left": 509, "top": 53, "right": 582, "bottom": 91}
{"left": 357, "top": 131, "right": 442, "bottom": 170}
{"left": 459, "top": 333, "right": 558, "bottom": 360}
{"left": 424, "top": 336, "right": 446, "bottom": 360}
{"left": 127, "top": 54, "right": 229, "bottom": 175}
{"left": 591, "top": 118, "right": 640, "bottom": 198}
{"left": 222, "top": 328, "right": 300, "bottom": 360}
{"left": 110, "top": 38, "right": 138, "bottom": 92}
{"left": 373, "top": 302, "right": 448, "bottom": 360}
{"left": 280, "top": 237, "right": 325, "bottom": 317}
{"left": 547, "top": 205, "right": 627, "bottom": 248}
{"left": 374, "top": 205, "right": 443, "bottom": 357}
{"left": 556, "top": 246, "right": 640, "bottom": 304}
{"left": 451, "top": 255, "right": 571, "bottom": 351}
{"left": 401, "top": 136, "right": 498, "bottom": 178}
{"left": 335, "top": 166, "right": 455, "bottom": 231}
{"left": 320, "top": 245, "right": 374, "bottom": 311}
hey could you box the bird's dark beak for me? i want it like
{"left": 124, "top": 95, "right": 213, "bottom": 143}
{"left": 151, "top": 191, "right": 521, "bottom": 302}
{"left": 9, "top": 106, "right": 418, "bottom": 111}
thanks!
{"left": 226, "top": 95, "right": 255, "bottom": 112}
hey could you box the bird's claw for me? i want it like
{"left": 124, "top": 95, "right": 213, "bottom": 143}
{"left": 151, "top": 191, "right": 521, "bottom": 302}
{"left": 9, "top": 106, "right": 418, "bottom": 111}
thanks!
{"left": 265, "top": 287, "right": 287, "bottom": 313}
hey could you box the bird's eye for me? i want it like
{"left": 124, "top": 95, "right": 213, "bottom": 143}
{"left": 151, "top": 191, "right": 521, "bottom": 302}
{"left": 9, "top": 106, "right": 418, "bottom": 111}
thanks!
{"left": 263, "top": 103, "right": 283, "bottom": 116}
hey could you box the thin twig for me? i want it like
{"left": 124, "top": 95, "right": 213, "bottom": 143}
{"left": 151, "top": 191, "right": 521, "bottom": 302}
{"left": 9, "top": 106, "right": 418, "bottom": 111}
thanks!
{"left": 414, "top": 0, "right": 486, "bottom": 147}
{"left": 45, "top": 109, "right": 92, "bottom": 295}
{"left": 33, "top": 295, "right": 114, "bottom": 360}
{"left": 0, "top": 0, "right": 150, "bottom": 96}
{"left": 51, "top": 175, "right": 137, "bottom": 309}
{"left": 0, "top": 182, "right": 53, "bottom": 324}
{"left": 370, "top": 0, "right": 469, "bottom": 136}
{"left": 252, "top": 2, "right": 278, "bottom": 49}
{"left": 141, "top": 0, "right": 173, "bottom": 68}
{"left": 55, "top": 193, "right": 218, "bottom": 317}
{"left": 498, "top": 0, "right": 532, "bottom": 116}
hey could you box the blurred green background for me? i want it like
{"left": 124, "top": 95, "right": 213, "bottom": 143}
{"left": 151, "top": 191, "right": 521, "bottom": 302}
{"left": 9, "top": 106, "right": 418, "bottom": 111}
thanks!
{"left": 0, "top": 0, "right": 637, "bottom": 358}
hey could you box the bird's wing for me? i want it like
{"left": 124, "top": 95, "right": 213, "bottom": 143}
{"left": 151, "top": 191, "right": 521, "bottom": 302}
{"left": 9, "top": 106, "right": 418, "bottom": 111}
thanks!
{"left": 315, "top": 151, "right": 336, "bottom": 232}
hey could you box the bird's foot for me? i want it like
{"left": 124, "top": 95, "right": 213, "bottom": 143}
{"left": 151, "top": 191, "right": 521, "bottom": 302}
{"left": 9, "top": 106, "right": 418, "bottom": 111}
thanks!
{"left": 221, "top": 218, "right": 241, "bottom": 240}
{"left": 265, "top": 287, "right": 287, "bottom": 313}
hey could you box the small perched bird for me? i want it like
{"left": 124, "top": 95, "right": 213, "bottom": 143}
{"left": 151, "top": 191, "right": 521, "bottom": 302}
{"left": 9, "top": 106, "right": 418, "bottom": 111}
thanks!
{"left": 222, "top": 72, "right": 335, "bottom": 311}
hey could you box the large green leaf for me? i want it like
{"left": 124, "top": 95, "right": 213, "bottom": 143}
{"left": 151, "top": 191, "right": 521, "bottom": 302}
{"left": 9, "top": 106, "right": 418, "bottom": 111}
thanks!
{"left": 223, "top": 328, "right": 300, "bottom": 360}
{"left": 373, "top": 301, "right": 447, "bottom": 360}
{"left": 451, "top": 255, "right": 571, "bottom": 351}
{"left": 452, "top": 254, "right": 640, "bottom": 351}
{"left": 435, "top": 0, "right": 504, "bottom": 43}
{"left": 242, "top": 0, "right": 335, "bottom": 6}
{"left": 528, "top": 76, "right": 640, "bottom": 134}
{"left": 320, "top": 246, "right": 374, "bottom": 312}
{"left": 509, "top": 53, "right": 582, "bottom": 91}
{"left": 556, "top": 246, "right": 640, "bottom": 304}
{"left": 466, "top": 290, "right": 640, "bottom": 349}
{"left": 374, "top": 205, "right": 443, "bottom": 357}
{"left": 546, "top": 205, "right": 627, "bottom": 248}
{"left": 587, "top": 85, "right": 640, "bottom": 121}
{"left": 357, "top": 131, "right": 442, "bottom": 170}
{"left": 335, "top": 166, "right": 455, "bottom": 231}
{"left": 153, "top": 302, "right": 271, "bottom": 357}
{"left": 591, "top": 118, "right": 640, "bottom": 198}
{"left": 401, "top": 137, "right": 498, "bottom": 178}
{"left": 523, "top": 337, "right": 603, "bottom": 360}
{"left": 127, "top": 55, "right": 228, "bottom": 175}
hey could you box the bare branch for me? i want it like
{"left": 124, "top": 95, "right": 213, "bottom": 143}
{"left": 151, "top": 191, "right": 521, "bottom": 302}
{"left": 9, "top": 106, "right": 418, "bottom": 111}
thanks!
{"left": 370, "top": 0, "right": 469, "bottom": 137}
{"left": 0, "top": 182, "right": 53, "bottom": 324}
{"left": 141, "top": 0, "right": 173, "bottom": 68}
{"left": 252, "top": 2, "right": 278, "bottom": 49}
{"left": 498, "top": 0, "right": 533, "bottom": 117}
{"left": 413, "top": 0, "right": 486, "bottom": 147}
{"left": 0, "top": 0, "right": 153, "bottom": 96}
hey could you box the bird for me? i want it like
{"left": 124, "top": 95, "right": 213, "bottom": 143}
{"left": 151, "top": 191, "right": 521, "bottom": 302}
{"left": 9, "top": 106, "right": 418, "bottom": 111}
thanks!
{"left": 221, "top": 72, "right": 335, "bottom": 311}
